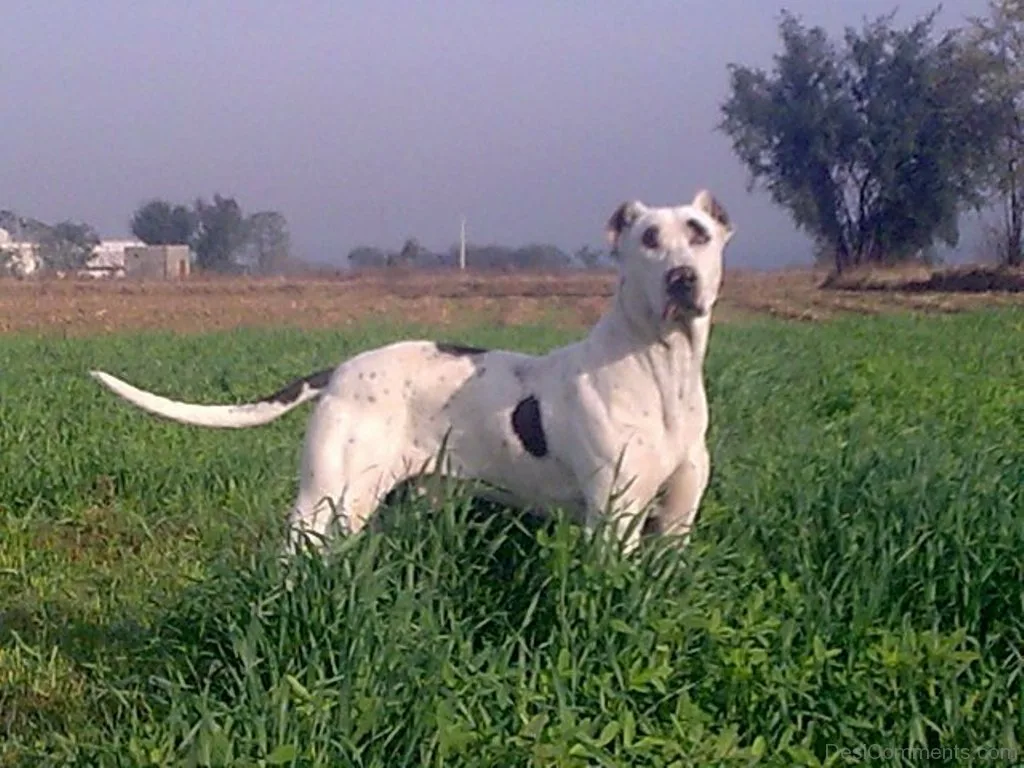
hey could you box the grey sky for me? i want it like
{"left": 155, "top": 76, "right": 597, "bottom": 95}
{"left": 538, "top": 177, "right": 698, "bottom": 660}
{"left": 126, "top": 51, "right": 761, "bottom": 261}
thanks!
{"left": 1, "top": 0, "right": 985, "bottom": 269}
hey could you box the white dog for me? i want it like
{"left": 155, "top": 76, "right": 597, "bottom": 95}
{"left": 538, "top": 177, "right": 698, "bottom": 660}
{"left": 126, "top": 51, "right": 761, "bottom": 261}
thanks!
{"left": 91, "top": 190, "right": 734, "bottom": 553}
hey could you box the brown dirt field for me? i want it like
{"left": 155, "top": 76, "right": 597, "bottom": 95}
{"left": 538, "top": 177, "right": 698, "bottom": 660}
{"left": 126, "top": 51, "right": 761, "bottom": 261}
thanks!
{"left": 1, "top": 266, "right": 1021, "bottom": 338}
{"left": 820, "top": 263, "right": 1024, "bottom": 293}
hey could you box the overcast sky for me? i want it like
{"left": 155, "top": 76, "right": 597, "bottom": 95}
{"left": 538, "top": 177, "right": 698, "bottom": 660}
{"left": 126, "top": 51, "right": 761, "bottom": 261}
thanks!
{"left": 1, "top": 0, "right": 986, "bottom": 269}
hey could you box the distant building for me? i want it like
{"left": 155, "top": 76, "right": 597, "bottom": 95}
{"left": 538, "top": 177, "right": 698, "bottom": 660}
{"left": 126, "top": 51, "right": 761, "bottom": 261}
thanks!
{"left": 80, "top": 239, "right": 146, "bottom": 278}
{"left": 0, "top": 227, "right": 40, "bottom": 277}
{"left": 123, "top": 244, "right": 192, "bottom": 279}
{"left": 1, "top": 229, "right": 192, "bottom": 279}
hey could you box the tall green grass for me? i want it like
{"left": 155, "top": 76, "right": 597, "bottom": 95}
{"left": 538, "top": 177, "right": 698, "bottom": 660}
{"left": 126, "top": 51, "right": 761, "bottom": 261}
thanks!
{"left": 1, "top": 311, "right": 1022, "bottom": 766}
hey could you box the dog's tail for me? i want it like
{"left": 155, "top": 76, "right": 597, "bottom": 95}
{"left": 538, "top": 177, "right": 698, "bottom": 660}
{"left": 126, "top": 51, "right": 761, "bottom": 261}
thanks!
{"left": 89, "top": 368, "right": 333, "bottom": 429}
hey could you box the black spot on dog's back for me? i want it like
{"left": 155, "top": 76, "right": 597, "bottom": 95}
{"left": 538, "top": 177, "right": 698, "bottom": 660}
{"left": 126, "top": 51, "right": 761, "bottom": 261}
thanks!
{"left": 511, "top": 395, "right": 548, "bottom": 458}
{"left": 307, "top": 369, "right": 333, "bottom": 389}
{"left": 265, "top": 368, "right": 333, "bottom": 405}
{"left": 435, "top": 342, "right": 489, "bottom": 357}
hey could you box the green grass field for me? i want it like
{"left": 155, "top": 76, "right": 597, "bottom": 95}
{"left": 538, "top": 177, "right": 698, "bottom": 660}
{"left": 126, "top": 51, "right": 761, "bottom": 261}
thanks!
{"left": 1, "top": 310, "right": 1022, "bottom": 767}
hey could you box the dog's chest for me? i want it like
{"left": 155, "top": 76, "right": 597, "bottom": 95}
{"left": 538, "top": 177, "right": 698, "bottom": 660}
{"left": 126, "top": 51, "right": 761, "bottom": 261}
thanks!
{"left": 593, "top": 369, "right": 704, "bottom": 444}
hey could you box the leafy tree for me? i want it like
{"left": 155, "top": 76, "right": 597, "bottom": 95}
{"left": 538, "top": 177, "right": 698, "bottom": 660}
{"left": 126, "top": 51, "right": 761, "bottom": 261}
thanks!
{"left": 574, "top": 244, "right": 604, "bottom": 269}
{"left": 967, "top": 0, "right": 1024, "bottom": 265}
{"left": 720, "top": 9, "right": 1001, "bottom": 273}
{"left": 37, "top": 220, "right": 100, "bottom": 271}
{"left": 192, "top": 194, "right": 249, "bottom": 271}
{"left": 244, "top": 210, "right": 292, "bottom": 273}
{"left": 388, "top": 237, "right": 425, "bottom": 267}
{"left": 130, "top": 199, "right": 198, "bottom": 246}
{"left": 0, "top": 210, "right": 50, "bottom": 242}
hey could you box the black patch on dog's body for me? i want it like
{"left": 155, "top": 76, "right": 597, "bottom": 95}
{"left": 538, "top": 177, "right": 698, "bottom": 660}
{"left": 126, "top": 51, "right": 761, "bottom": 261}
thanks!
{"left": 435, "top": 342, "right": 489, "bottom": 357}
{"left": 511, "top": 395, "right": 548, "bottom": 458}
{"left": 265, "top": 368, "right": 333, "bottom": 405}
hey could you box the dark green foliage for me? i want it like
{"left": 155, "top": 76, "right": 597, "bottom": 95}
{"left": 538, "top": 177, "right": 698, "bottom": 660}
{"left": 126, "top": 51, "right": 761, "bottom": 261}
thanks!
{"left": 720, "top": 9, "right": 1003, "bottom": 273}
{"left": 192, "top": 194, "right": 251, "bottom": 272}
{"left": 967, "top": 0, "right": 1024, "bottom": 266}
{"left": 130, "top": 200, "right": 199, "bottom": 246}
{"left": 127, "top": 195, "right": 293, "bottom": 273}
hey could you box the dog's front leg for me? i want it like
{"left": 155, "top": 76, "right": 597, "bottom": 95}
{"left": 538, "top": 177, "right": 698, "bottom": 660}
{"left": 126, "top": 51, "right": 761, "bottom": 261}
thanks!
{"left": 579, "top": 463, "right": 657, "bottom": 556}
{"left": 644, "top": 441, "right": 710, "bottom": 546}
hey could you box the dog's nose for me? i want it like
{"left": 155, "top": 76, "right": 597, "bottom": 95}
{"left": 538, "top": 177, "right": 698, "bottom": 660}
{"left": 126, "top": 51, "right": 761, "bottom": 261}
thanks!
{"left": 665, "top": 265, "right": 699, "bottom": 300}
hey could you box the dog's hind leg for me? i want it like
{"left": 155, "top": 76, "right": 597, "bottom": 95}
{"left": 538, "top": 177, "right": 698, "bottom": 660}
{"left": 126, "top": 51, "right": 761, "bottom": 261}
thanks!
{"left": 286, "top": 472, "right": 392, "bottom": 552}
{"left": 284, "top": 394, "right": 406, "bottom": 552}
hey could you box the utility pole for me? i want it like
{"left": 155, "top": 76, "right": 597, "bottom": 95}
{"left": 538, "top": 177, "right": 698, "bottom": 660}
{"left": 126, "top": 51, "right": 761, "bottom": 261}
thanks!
{"left": 459, "top": 216, "right": 467, "bottom": 271}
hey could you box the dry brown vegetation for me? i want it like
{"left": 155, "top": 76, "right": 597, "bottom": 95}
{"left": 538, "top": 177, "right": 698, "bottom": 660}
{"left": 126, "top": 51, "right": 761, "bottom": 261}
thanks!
{"left": 1, "top": 265, "right": 1022, "bottom": 338}
{"left": 821, "top": 263, "right": 1024, "bottom": 293}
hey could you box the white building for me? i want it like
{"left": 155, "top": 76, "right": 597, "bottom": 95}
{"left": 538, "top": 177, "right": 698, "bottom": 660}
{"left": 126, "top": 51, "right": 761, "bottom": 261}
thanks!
{"left": 79, "top": 239, "right": 146, "bottom": 278}
{"left": 0, "top": 228, "right": 151, "bottom": 278}
{"left": 0, "top": 227, "right": 40, "bottom": 277}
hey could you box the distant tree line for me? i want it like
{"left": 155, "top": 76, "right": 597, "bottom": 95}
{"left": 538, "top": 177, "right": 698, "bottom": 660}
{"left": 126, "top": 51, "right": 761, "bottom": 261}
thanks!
{"left": 130, "top": 194, "right": 293, "bottom": 274}
{"left": 346, "top": 238, "right": 607, "bottom": 271}
{"left": 0, "top": 195, "right": 295, "bottom": 276}
{"left": 2, "top": 194, "right": 611, "bottom": 277}
{"left": 720, "top": 0, "right": 1024, "bottom": 272}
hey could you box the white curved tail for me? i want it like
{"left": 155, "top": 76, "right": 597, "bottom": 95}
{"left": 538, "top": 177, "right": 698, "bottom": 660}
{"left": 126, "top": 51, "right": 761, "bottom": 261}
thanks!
{"left": 90, "top": 367, "right": 333, "bottom": 429}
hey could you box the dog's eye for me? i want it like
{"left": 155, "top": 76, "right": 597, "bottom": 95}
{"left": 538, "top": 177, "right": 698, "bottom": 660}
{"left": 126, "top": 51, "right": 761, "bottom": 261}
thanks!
{"left": 685, "top": 219, "right": 711, "bottom": 246}
{"left": 641, "top": 225, "right": 660, "bottom": 250}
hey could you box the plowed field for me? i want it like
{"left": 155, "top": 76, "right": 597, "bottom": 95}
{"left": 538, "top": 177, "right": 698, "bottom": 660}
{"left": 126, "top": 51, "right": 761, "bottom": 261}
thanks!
{"left": 2, "top": 266, "right": 1022, "bottom": 338}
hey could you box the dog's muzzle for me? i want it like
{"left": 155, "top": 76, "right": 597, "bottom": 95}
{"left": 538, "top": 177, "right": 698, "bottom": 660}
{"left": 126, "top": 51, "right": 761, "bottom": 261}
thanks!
{"left": 663, "top": 265, "right": 704, "bottom": 320}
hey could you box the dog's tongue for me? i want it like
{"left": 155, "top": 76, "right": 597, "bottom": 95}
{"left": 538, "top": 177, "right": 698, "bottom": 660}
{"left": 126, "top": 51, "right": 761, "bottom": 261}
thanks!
{"left": 662, "top": 303, "right": 673, "bottom": 321}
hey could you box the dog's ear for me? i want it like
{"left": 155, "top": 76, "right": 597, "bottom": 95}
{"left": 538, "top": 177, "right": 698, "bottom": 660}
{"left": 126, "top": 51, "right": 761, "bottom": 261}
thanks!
{"left": 605, "top": 200, "right": 647, "bottom": 250}
{"left": 693, "top": 189, "right": 734, "bottom": 243}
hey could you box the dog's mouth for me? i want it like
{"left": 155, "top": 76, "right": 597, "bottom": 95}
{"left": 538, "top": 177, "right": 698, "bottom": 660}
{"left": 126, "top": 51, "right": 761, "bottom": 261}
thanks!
{"left": 662, "top": 266, "right": 706, "bottom": 323}
{"left": 661, "top": 297, "right": 707, "bottom": 324}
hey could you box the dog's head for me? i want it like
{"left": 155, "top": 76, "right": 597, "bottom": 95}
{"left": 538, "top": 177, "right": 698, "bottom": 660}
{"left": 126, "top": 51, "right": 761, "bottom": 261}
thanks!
{"left": 605, "top": 190, "right": 734, "bottom": 334}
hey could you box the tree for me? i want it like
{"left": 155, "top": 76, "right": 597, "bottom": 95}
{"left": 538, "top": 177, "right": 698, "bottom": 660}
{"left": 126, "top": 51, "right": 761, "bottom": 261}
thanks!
{"left": 0, "top": 210, "right": 50, "bottom": 242}
{"left": 720, "top": 9, "right": 1002, "bottom": 273}
{"left": 347, "top": 246, "right": 389, "bottom": 268}
{"left": 130, "top": 199, "right": 197, "bottom": 246}
{"left": 192, "top": 194, "right": 249, "bottom": 271}
{"left": 37, "top": 220, "right": 100, "bottom": 271}
{"left": 243, "top": 210, "right": 292, "bottom": 273}
{"left": 511, "top": 244, "right": 572, "bottom": 269}
{"left": 574, "top": 245, "right": 604, "bottom": 269}
{"left": 387, "top": 237, "right": 425, "bottom": 267}
{"left": 967, "top": 0, "right": 1024, "bottom": 265}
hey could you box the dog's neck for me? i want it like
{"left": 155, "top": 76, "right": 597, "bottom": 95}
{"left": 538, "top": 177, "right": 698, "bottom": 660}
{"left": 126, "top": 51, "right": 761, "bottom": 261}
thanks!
{"left": 588, "top": 281, "right": 710, "bottom": 405}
